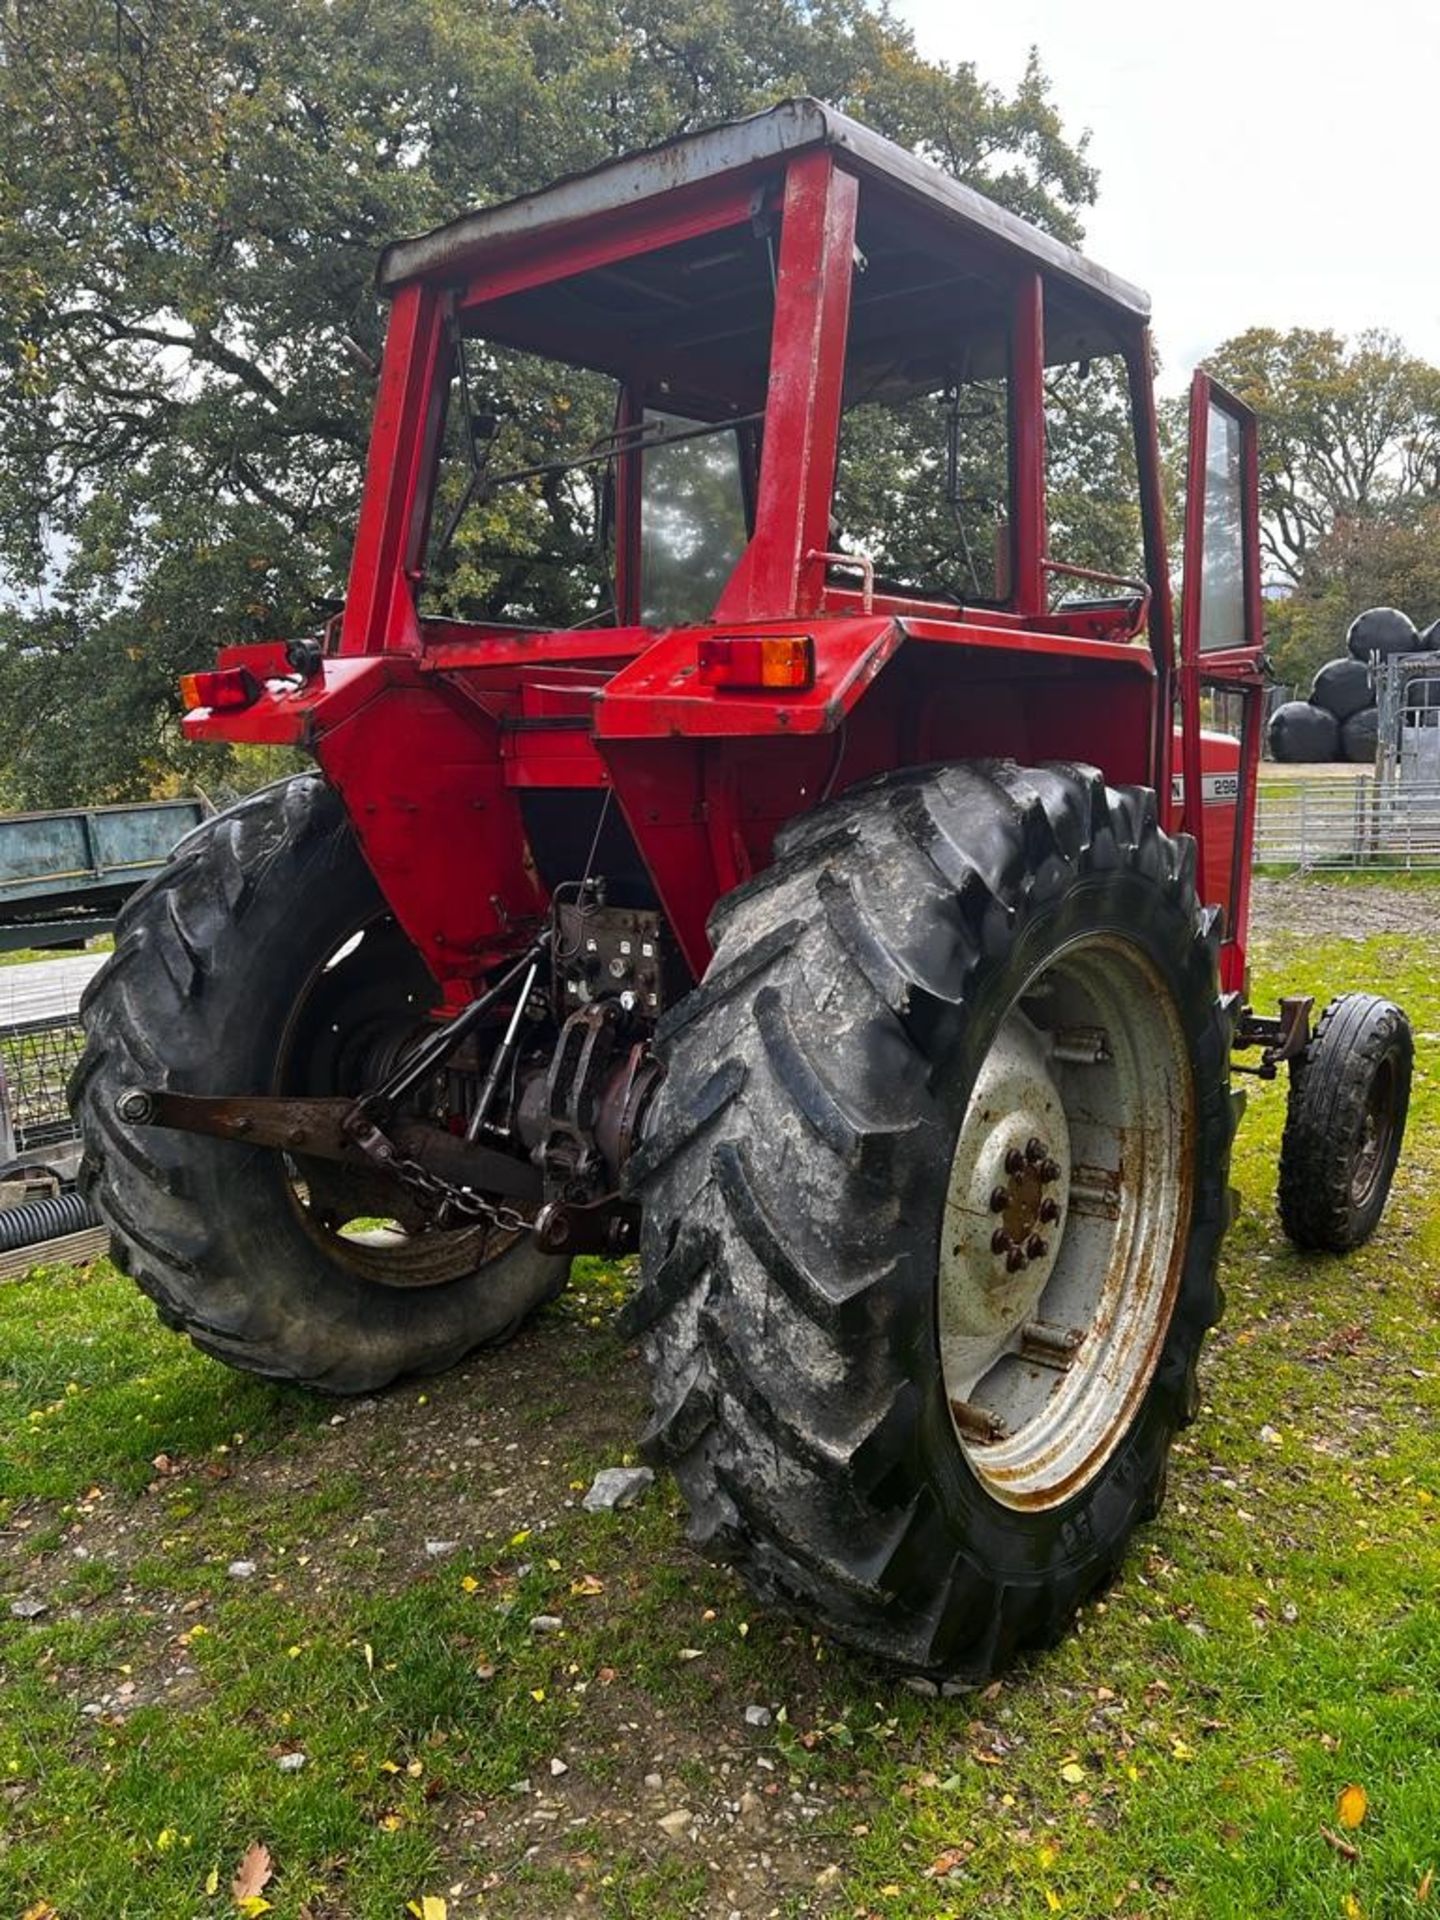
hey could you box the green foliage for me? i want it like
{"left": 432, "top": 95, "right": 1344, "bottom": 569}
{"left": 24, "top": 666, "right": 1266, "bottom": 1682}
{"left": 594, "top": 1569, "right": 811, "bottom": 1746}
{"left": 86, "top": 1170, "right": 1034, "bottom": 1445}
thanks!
{"left": 1170, "top": 327, "right": 1440, "bottom": 690}
{"left": 1198, "top": 327, "right": 1440, "bottom": 585}
{"left": 1265, "top": 504, "right": 1440, "bottom": 691}
{"left": 0, "top": 0, "right": 1096, "bottom": 806}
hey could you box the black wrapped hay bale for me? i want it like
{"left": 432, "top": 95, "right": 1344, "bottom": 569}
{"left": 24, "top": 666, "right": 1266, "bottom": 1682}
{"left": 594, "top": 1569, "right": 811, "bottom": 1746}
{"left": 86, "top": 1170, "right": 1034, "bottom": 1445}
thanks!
{"left": 1340, "top": 705, "right": 1380, "bottom": 764}
{"left": 1268, "top": 700, "right": 1341, "bottom": 763}
{"left": 1347, "top": 606, "right": 1417, "bottom": 660}
{"left": 1310, "top": 656, "right": 1374, "bottom": 723}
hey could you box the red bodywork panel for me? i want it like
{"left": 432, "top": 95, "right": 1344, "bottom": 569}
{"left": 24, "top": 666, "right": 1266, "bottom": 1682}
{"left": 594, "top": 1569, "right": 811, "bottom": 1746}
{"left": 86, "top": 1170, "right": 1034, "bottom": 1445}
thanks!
{"left": 186, "top": 615, "right": 1162, "bottom": 988}
{"left": 184, "top": 126, "right": 1266, "bottom": 1005}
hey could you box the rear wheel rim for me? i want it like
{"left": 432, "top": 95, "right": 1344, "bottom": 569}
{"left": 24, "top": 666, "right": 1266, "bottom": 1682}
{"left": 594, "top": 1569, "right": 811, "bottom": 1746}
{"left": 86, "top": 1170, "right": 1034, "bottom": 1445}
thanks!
{"left": 938, "top": 932, "right": 1193, "bottom": 1510}
{"left": 278, "top": 917, "right": 502, "bottom": 1288}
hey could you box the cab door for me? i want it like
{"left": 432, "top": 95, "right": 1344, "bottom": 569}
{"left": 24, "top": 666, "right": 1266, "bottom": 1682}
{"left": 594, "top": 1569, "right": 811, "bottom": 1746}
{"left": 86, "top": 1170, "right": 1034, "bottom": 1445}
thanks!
{"left": 1175, "top": 372, "right": 1266, "bottom": 989}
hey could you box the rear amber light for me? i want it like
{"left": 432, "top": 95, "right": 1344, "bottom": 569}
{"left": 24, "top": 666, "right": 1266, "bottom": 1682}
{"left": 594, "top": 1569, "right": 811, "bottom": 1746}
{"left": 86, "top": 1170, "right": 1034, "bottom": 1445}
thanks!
{"left": 179, "top": 667, "right": 261, "bottom": 713}
{"left": 696, "top": 635, "right": 815, "bottom": 691}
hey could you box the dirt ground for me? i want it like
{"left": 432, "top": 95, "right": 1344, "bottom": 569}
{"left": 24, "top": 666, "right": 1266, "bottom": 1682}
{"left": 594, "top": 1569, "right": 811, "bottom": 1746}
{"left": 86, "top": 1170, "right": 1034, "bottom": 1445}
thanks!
{"left": 1249, "top": 873, "right": 1439, "bottom": 941}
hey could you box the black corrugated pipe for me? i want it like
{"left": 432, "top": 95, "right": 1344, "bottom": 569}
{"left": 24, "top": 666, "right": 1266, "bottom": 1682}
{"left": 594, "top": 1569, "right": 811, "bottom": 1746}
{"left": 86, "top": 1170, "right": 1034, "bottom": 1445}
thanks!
{"left": 0, "top": 1189, "right": 99, "bottom": 1253}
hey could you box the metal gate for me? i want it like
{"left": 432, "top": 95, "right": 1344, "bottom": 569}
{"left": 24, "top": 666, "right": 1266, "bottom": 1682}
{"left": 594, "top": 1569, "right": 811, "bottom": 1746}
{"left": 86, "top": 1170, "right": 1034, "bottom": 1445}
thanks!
{"left": 1255, "top": 777, "right": 1440, "bottom": 869}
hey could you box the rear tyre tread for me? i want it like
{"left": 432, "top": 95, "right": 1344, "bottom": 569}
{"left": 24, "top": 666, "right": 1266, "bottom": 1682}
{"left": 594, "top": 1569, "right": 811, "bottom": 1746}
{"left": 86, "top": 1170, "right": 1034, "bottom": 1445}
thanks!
{"left": 630, "top": 758, "right": 1234, "bottom": 1679}
{"left": 71, "top": 773, "right": 568, "bottom": 1393}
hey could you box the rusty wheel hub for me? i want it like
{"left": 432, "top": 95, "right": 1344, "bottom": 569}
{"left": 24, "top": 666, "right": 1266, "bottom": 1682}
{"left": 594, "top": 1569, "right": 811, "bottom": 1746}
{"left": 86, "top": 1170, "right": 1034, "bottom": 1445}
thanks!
{"left": 937, "top": 933, "right": 1193, "bottom": 1508}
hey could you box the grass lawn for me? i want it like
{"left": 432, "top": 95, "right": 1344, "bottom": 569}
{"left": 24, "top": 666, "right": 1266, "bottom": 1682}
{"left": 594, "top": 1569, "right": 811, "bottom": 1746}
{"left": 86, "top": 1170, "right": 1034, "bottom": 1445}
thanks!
{"left": 1, "top": 919, "right": 1437, "bottom": 1919}
{"left": 0, "top": 937, "right": 113, "bottom": 968}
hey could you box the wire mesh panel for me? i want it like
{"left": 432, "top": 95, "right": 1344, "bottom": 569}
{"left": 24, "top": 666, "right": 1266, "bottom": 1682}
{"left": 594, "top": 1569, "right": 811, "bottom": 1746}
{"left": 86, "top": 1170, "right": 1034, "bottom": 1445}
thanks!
{"left": 0, "top": 953, "right": 101, "bottom": 1164}
{"left": 0, "top": 1013, "right": 86, "bottom": 1155}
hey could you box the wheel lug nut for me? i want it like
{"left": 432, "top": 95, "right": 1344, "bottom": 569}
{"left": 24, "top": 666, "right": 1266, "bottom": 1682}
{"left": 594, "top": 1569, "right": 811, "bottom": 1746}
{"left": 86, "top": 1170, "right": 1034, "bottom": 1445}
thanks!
{"left": 1026, "top": 1234, "right": 1048, "bottom": 1260}
{"left": 1025, "top": 1137, "right": 1046, "bottom": 1164}
{"left": 1039, "top": 1197, "right": 1061, "bottom": 1225}
{"left": 1040, "top": 1158, "right": 1061, "bottom": 1184}
{"left": 989, "top": 1187, "right": 1010, "bottom": 1213}
{"left": 1005, "top": 1247, "right": 1029, "bottom": 1273}
{"left": 1004, "top": 1147, "right": 1026, "bottom": 1176}
{"left": 991, "top": 1228, "right": 1012, "bottom": 1255}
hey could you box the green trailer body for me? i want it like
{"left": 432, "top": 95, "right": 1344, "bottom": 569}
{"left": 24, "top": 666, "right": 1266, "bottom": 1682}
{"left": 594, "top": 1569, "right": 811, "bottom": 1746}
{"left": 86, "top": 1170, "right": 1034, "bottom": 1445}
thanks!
{"left": 0, "top": 799, "right": 207, "bottom": 950}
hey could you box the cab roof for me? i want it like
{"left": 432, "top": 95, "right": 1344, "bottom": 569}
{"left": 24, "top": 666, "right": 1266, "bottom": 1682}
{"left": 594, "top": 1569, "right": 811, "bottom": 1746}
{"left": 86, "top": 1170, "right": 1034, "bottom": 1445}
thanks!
{"left": 376, "top": 96, "right": 1150, "bottom": 324}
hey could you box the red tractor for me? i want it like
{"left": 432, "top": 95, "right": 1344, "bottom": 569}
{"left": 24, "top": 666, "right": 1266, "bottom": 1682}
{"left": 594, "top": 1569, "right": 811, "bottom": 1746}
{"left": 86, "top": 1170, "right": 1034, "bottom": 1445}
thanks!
{"left": 74, "top": 101, "right": 1413, "bottom": 1679}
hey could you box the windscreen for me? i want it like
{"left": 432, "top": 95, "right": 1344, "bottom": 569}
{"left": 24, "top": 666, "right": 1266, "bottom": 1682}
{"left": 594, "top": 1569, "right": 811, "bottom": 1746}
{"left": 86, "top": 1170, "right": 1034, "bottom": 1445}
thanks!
{"left": 419, "top": 338, "right": 619, "bottom": 628}
{"left": 832, "top": 370, "right": 1013, "bottom": 605}
{"left": 640, "top": 412, "right": 749, "bottom": 627}
{"left": 1044, "top": 348, "right": 1143, "bottom": 606}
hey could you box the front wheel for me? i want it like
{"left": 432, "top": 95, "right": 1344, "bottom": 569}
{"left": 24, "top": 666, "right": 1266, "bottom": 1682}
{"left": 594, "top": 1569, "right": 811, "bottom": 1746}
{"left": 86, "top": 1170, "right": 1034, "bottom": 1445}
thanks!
{"left": 627, "top": 761, "right": 1237, "bottom": 1679}
{"left": 1278, "top": 993, "right": 1412, "bottom": 1252}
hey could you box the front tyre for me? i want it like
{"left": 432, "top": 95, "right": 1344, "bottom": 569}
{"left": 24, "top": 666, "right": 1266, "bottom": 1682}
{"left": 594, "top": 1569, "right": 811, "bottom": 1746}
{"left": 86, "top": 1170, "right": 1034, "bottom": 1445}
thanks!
{"left": 1278, "top": 993, "right": 1412, "bottom": 1252}
{"left": 71, "top": 774, "right": 567, "bottom": 1393}
{"left": 627, "top": 762, "right": 1236, "bottom": 1680}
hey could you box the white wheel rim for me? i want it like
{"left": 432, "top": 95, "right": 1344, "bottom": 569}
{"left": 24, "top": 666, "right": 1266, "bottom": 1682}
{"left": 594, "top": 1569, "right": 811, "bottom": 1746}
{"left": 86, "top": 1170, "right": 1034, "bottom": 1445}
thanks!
{"left": 938, "top": 932, "right": 1193, "bottom": 1510}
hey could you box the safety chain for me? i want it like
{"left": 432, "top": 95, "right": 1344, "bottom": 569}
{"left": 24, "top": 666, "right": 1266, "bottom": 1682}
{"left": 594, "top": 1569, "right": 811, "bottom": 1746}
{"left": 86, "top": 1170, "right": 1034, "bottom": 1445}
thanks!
{"left": 347, "top": 1119, "right": 537, "bottom": 1238}
{"left": 393, "top": 1153, "right": 536, "bottom": 1236}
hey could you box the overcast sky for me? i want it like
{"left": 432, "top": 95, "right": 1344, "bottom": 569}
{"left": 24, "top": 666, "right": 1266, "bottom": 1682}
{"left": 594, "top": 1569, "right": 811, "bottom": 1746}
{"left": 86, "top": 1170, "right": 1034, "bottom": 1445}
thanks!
{"left": 893, "top": 0, "right": 1440, "bottom": 391}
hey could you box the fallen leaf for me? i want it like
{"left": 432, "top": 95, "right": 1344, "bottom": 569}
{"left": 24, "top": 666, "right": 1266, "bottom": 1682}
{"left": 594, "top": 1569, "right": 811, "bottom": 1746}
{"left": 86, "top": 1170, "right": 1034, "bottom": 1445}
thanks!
{"left": 925, "top": 1848, "right": 968, "bottom": 1877}
{"left": 460, "top": 1576, "right": 479, "bottom": 1594}
{"left": 570, "top": 1573, "right": 604, "bottom": 1596}
{"left": 1320, "top": 1826, "right": 1359, "bottom": 1863}
{"left": 21, "top": 1904, "right": 58, "bottom": 1920}
{"left": 231, "top": 1841, "right": 274, "bottom": 1905}
{"left": 1059, "top": 1762, "right": 1086, "bottom": 1785}
{"left": 1418, "top": 1866, "right": 1434, "bottom": 1904}
{"left": 407, "top": 1899, "right": 448, "bottom": 1920}
{"left": 1342, "top": 1896, "right": 1364, "bottom": 1919}
{"left": 1337, "top": 1783, "right": 1368, "bottom": 1830}
{"left": 205, "top": 1867, "right": 220, "bottom": 1895}
{"left": 1044, "top": 1891, "right": 1061, "bottom": 1914}
{"left": 235, "top": 1903, "right": 272, "bottom": 1918}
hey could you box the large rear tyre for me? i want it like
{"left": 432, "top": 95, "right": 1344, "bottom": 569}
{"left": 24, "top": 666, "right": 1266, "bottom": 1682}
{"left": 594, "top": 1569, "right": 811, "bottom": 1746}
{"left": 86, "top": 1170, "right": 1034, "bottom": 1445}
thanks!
{"left": 71, "top": 774, "right": 567, "bottom": 1393}
{"left": 1278, "top": 993, "right": 1411, "bottom": 1253}
{"left": 626, "top": 762, "right": 1236, "bottom": 1680}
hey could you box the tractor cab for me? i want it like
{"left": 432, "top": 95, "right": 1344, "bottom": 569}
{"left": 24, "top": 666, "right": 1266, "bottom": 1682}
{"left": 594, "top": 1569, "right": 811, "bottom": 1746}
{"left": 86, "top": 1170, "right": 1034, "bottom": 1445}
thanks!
{"left": 189, "top": 99, "right": 1263, "bottom": 991}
